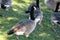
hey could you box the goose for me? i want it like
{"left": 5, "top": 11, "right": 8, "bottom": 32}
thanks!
{"left": 7, "top": 6, "right": 37, "bottom": 40}
{"left": 1, "top": 0, "right": 11, "bottom": 10}
{"left": 44, "top": 0, "right": 59, "bottom": 10}
{"left": 26, "top": 0, "right": 43, "bottom": 24}
{"left": 51, "top": 2, "right": 60, "bottom": 25}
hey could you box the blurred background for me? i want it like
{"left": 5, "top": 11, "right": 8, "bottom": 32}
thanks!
{"left": 0, "top": 0, "right": 60, "bottom": 40}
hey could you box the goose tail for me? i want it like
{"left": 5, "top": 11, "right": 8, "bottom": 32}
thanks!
{"left": 7, "top": 29, "right": 15, "bottom": 35}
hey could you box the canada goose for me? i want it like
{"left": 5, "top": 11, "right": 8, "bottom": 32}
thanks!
{"left": 1, "top": 0, "right": 11, "bottom": 10}
{"left": 7, "top": 6, "right": 37, "bottom": 40}
{"left": 51, "top": 2, "right": 60, "bottom": 25}
{"left": 26, "top": 0, "right": 43, "bottom": 24}
{"left": 44, "top": 0, "right": 59, "bottom": 10}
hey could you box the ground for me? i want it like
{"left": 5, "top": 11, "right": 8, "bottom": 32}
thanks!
{"left": 0, "top": 0, "right": 60, "bottom": 40}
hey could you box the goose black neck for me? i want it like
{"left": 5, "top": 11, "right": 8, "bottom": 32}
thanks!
{"left": 54, "top": 2, "right": 60, "bottom": 12}
{"left": 30, "top": 6, "right": 35, "bottom": 20}
{"left": 36, "top": 0, "right": 39, "bottom": 8}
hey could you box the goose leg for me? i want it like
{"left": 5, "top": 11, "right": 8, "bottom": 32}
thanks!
{"left": 38, "top": 17, "right": 43, "bottom": 25}
{"left": 51, "top": 21, "right": 57, "bottom": 32}
{"left": 25, "top": 35, "right": 29, "bottom": 40}
{"left": 51, "top": 18, "right": 55, "bottom": 25}
{"left": 26, "top": 35, "right": 29, "bottom": 38}
{"left": 26, "top": 37, "right": 29, "bottom": 40}
{"left": 39, "top": 14, "right": 43, "bottom": 25}
{"left": 51, "top": 21, "right": 55, "bottom": 26}
{"left": 38, "top": 19, "right": 42, "bottom": 24}
{"left": 16, "top": 35, "right": 19, "bottom": 40}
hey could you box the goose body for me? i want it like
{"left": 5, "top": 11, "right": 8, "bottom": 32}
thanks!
{"left": 51, "top": 12, "right": 60, "bottom": 24}
{"left": 44, "top": 0, "right": 58, "bottom": 10}
{"left": 8, "top": 19, "right": 36, "bottom": 37}
{"left": 51, "top": 2, "right": 60, "bottom": 25}
{"left": 7, "top": 6, "right": 37, "bottom": 38}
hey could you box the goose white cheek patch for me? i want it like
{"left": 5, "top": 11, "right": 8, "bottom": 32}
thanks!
{"left": 5, "top": 5, "right": 10, "bottom": 7}
{"left": 15, "top": 31, "right": 24, "bottom": 35}
{"left": 53, "top": 20, "right": 58, "bottom": 23}
{"left": 29, "top": 16, "right": 30, "bottom": 19}
{"left": 34, "top": 7, "right": 36, "bottom": 10}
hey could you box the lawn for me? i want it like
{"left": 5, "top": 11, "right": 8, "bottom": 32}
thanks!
{"left": 0, "top": 0, "right": 60, "bottom": 40}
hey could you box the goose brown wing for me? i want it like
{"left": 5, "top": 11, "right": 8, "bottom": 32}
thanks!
{"left": 12, "top": 19, "right": 34, "bottom": 32}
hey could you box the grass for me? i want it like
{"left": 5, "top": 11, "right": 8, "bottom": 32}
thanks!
{"left": 0, "top": 0, "right": 60, "bottom": 40}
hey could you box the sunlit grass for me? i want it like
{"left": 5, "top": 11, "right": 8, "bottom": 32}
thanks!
{"left": 7, "top": 17, "right": 18, "bottom": 21}
{"left": 0, "top": 35, "right": 7, "bottom": 40}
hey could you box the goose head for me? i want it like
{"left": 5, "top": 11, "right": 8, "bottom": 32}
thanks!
{"left": 25, "top": 2, "right": 36, "bottom": 14}
{"left": 25, "top": 0, "right": 40, "bottom": 14}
